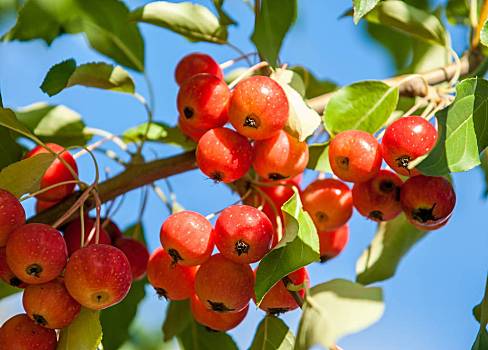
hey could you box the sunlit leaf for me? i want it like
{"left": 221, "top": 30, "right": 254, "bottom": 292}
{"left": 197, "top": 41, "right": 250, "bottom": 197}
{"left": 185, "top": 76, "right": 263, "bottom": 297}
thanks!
{"left": 250, "top": 316, "right": 295, "bottom": 350}
{"left": 57, "top": 308, "right": 102, "bottom": 350}
{"left": 123, "top": 122, "right": 196, "bottom": 150}
{"left": 353, "top": 0, "right": 380, "bottom": 24}
{"left": 162, "top": 300, "right": 192, "bottom": 341}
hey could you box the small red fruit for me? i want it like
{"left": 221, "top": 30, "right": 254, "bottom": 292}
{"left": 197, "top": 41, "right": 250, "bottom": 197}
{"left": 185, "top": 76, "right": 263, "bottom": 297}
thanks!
{"left": 215, "top": 205, "right": 273, "bottom": 264}
{"left": 6, "top": 223, "right": 67, "bottom": 284}
{"left": 381, "top": 116, "right": 438, "bottom": 176}
{"left": 229, "top": 76, "right": 289, "bottom": 140}
{"left": 178, "top": 115, "right": 207, "bottom": 142}
{"left": 22, "top": 278, "right": 81, "bottom": 329}
{"left": 160, "top": 211, "right": 214, "bottom": 266}
{"left": 101, "top": 218, "right": 123, "bottom": 243}
{"left": 196, "top": 127, "right": 254, "bottom": 183}
{"left": 253, "top": 130, "right": 309, "bottom": 181}
{"left": 114, "top": 237, "right": 149, "bottom": 280}
{"left": 400, "top": 175, "right": 456, "bottom": 230}
{"left": 0, "top": 247, "right": 26, "bottom": 288}
{"left": 328, "top": 130, "right": 382, "bottom": 183}
{"left": 0, "top": 189, "right": 25, "bottom": 247}
{"left": 318, "top": 224, "right": 349, "bottom": 262}
{"left": 257, "top": 267, "right": 310, "bottom": 314}
{"left": 63, "top": 217, "right": 111, "bottom": 256}
{"left": 0, "top": 314, "right": 57, "bottom": 350}
{"left": 352, "top": 170, "right": 403, "bottom": 221}
{"left": 147, "top": 247, "right": 196, "bottom": 300}
{"left": 25, "top": 143, "right": 78, "bottom": 201}
{"left": 64, "top": 244, "right": 132, "bottom": 310}
{"left": 191, "top": 294, "right": 248, "bottom": 331}
{"left": 175, "top": 52, "right": 223, "bottom": 86}
{"left": 195, "top": 253, "right": 254, "bottom": 312}
{"left": 302, "top": 179, "right": 353, "bottom": 231}
{"left": 35, "top": 199, "right": 58, "bottom": 214}
{"left": 177, "top": 73, "right": 230, "bottom": 131}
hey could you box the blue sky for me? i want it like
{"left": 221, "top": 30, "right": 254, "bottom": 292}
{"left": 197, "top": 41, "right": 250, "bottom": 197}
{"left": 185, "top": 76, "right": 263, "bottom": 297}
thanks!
{"left": 0, "top": 1, "right": 487, "bottom": 349}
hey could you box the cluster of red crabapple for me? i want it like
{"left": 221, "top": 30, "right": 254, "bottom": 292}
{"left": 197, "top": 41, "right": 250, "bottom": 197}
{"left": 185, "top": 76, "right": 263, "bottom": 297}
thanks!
{"left": 145, "top": 52, "right": 457, "bottom": 332}
{"left": 0, "top": 144, "right": 149, "bottom": 349}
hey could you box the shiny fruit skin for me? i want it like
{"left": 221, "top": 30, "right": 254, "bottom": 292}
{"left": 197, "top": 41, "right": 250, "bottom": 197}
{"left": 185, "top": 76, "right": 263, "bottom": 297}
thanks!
{"left": 64, "top": 244, "right": 132, "bottom": 310}
{"left": 191, "top": 294, "right": 248, "bottom": 331}
{"left": 318, "top": 224, "right": 349, "bottom": 262}
{"left": 352, "top": 170, "right": 403, "bottom": 222}
{"left": 381, "top": 116, "right": 438, "bottom": 176}
{"left": 195, "top": 253, "right": 254, "bottom": 312}
{"left": 0, "top": 314, "right": 57, "bottom": 350}
{"left": 63, "top": 217, "right": 111, "bottom": 256}
{"left": 147, "top": 247, "right": 196, "bottom": 300}
{"left": 114, "top": 237, "right": 149, "bottom": 280}
{"left": 177, "top": 73, "right": 230, "bottom": 131}
{"left": 328, "top": 130, "right": 382, "bottom": 183}
{"left": 178, "top": 115, "right": 207, "bottom": 142}
{"left": 253, "top": 130, "right": 309, "bottom": 181}
{"left": 22, "top": 278, "right": 81, "bottom": 329}
{"left": 6, "top": 223, "right": 67, "bottom": 284}
{"left": 0, "top": 189, "right": 25, "bottom": 247}
{"left": 215, "top": 205, "right": 273, "bottom": 264}
{"left": 302, "top": 179, "right": 353, "bottom": 231}
{"left": 400, "top": 175, "right": 456, "bottom": 230}
{"left": 35, "top": 199, "right": 58, "bottom": 214}
{"left": 257, "top": 267, "right": 309, "bottom": 314}
{"left": 175, "top": 53, "right": 223, "bottom": 86}
{"left": 0, "top": 247, "right": 26, "bottom": 288}
{"left": 25, "top": 143, "right": 78, "bottom": 201}
{"left": 160, "top": 210, "right": 214, "bottom": 266}
{"left": 196, "top": 127, "right": 254, "bottom": 183}
{"left": 229, "top": 76, "right": 289, "bottom": 140}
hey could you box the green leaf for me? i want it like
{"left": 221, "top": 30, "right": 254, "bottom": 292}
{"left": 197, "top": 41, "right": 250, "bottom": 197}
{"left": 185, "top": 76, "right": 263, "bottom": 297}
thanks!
{"left": 15, "top": 103, "right": 89, "bottom": 147}
{"left": 418, "top": 78, "right": 488, "bottom": 175}
{"left": 0, "top": 107, "right": 40, "bottom": 142}
{"left": 307, "top": 142, "right": 332, "bottom": 173}
{"left": 251, "top": 0, "right": 297, "bottom": 66}
{"left": 480, "top": 20, "right": 488, "bottom": 48}
{"left": 213, "top": 0, "right": 237, "bottom": 26}
{"left": 250, "top": 316, "right": 295, "bottom": 350}
{"left": 364, "top": 1, "right": 449, "bottom": 46}
{"left": 0, "top": 284, "right": 21, "bottom": 299}
{"left": 178, "top": 319, "right": 238, "bottom": 350}
{"left": 295, "top": 279, "right": 384, "bottom": 350}
{"left": 324, "top": 81, "right": 399, "bottom": 136}
{"left": 353, "top": 0, "right": 380, "bottom": 24}
{"left": 162, "top": 300, "right": 192, "bottom": 341}
{"left": 130, "top": 1, "right": 228, "bottom": 44}
{"left": 254, "top": 189, "right": 319, "bottom": 304}
{"left": 474, "top": 303, "right": 482, "bottom": 323}
{"left": 480, "top": 149, "right": 488, "bottom": 197}
{"left": 355, "top": 214, "right": 428, "bottom": 285}
{"left": 0, "top": 154, "right": 55, "bottom": 198}
{"left": 472, "top": 329, "right": 488, "bottom": 350}
{"left": 446, "top": 0, "right": 474, "bottom": 26}
{"left": 123, "top": 122, "right": 196, "bottom": 150}
{"left": 41, "top": 60, "right": 135, "bottom": 97}
{"left": 0, "top": 127, "right": 23, "bottom": 170}
{"left": 57, "top": 308, "right": 102, "bottom": 350}
{"left": 290, "top": 66, "right": 337, "bottom": 99}
{"left": 75, "top": 0, "right": 145, "bottom": 72}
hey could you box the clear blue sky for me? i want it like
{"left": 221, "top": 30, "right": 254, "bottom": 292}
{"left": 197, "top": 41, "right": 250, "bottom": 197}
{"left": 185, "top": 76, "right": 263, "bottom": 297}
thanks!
{"left": 0, "top": 1, "right": 487, "bottom": 349}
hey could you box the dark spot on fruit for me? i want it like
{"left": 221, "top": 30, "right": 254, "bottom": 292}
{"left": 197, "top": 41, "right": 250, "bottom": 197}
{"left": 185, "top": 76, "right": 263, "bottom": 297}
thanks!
{"left": 315, "top": 211, "right": 329, "bottom": 223}
{"left": 33, "top": 314, "right": 47, "bottom": 327}
{"left": 235, "top": 239, "right": 250, "bottom": 256}
{"left": 268, "top": 173, "right": 287, "bottom": 181}
{"left": 210, "top": 172, "right": 224, "bottom": 183}
{"left": 395, "top": 155, "right": 411, "bottom": 171}
{"left": 205, "top": 327, "right": 220, "bottom": 333}
{"left": 379, "top": 180, "right": 395, "bottom": 193}
{"left": 268, "top": 307, "right": 290, "bottom": 315}
{"left": 243, "top": 114, "right": 259, "bottom": 129}
{"left": 208, "top": 300, "right": 234, "bottom": 312}
{"left": 412, "top": 203, "right": 437, "bottom": 223}
{"left": 155, "top": 288, "right": 168, "bottom": 300}
{"left": 183, "top": 107, "right": 194, "bottom": 119}
{"left": 168, "top": 248, "right": 183, "bottom": 264}
{"left": 26, "top": 264, "right": 42, "bottom": 278}
{"left": 336, "top": 156, "right": 349, "bottom": 170}
{"left": 9, "top": 277, "right": 23, "bottom": 287}
{"left": 369, "top": 210, "right": 384, "bottom": 221}
{"left": 319, "top": 256, "right": 331, "bottom": 263}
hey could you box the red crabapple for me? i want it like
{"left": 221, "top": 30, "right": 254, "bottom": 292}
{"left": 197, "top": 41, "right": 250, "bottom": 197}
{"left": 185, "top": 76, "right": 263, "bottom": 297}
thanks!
{"left": 302, "top": 179, "right": 353, "bottom": 232}
{"left": 257, "top": 267, "right": 309, "bottom": 314}
{"left": 147, "top": 247, "right": 196, "bottom": 300}
{"left": 191, "top": 294, "right": 248, "bottom": 331}
{"left": 175, "top": 53, "right": 223, "bottom": 86}
{"left": 101, "top": 218, "right": 123, "bottom": 243}
{"left": 0, "top": 189, "right": 25, "bottom": 247}
{"left": 160, "top": 210, "right": 214, "bottom": 266}
{"left": 114, "top": 237, "right": 149, "bottom": 280}
{"left": 64, "top": 244, "right": 132, "bottom": 310}
{"left": 381, "top": 116, "right": 438, "bottom": 176}
{"left": 400, "top": 175, "right": 455, "bottom": 230}
{"left": 215, "top": 205, "right": 274, "bottom": 264}
{"left": 0, "top": 314, "right": 57, "bottom": 350}
{"left": 229, "top": 76, "right": 289, "bottom": 140}
{"left": 22, "top": 278, "right": 81, "bottom": 329}
{"left": 25, "top": 143, "right": 78, "bottom": 202}
{"left": 328, "top": 130, "right": 382, "bottom": 183}
{"left": 196, "top": 127, "right": 254, "bottom": 183}
{"left": 6, "top": 223, "right": 67, "bottom": 284}
{"left": 178, "top": 115, "right": 207, "bottom": 142}
{"left": 177, "top": 73, "right": 230, "bottom": 131}
{"left": 318, "top": 224, "right": 349, "bottom": 262}
{"left": 0, "top": 247, "right": 26, "bottom": 288}
{"left": 35, "top": 199, "right": 57, "bottom": 214}
{"left": 253, "top": 130, "right": 309, "bottom": 181}
{"left": 195, "top": 253, "right": 254, "bottom": 312}
{"left": 63, "top": 217, "right": 111, "bottom": 256}
{"left": 352, "top": 169, "right": 403, "bottom": 221}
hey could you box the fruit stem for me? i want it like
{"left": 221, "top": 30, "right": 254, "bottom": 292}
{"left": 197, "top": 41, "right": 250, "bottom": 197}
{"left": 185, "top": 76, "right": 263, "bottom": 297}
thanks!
{"left": 228, "top": 61, "right": 269, "bottom": 89}
{"left": 471, "top": 0, "right": 488, "bottom": 48}
{"left": 52, "top": 184, "right": 96, "bottom": 229}
{"left": 80, "top": 206, "right": 85, "bottom": 248}
{"left": 220, "top": 52, "right": 257, "bottom": 69}
{"left": 19, "top": 180, "right": 82, "bottom": 202}
{"left": 205, "top": 189, "right": 252, "bottom": 220}
{"left": 252, "top": 186, "right": 283, "bottom": 242}
{"left": 77, "top": 127, "right": 130, "bottom": 159}
{"left": 282, "top": 276, "right": 304, "bottom": 308}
